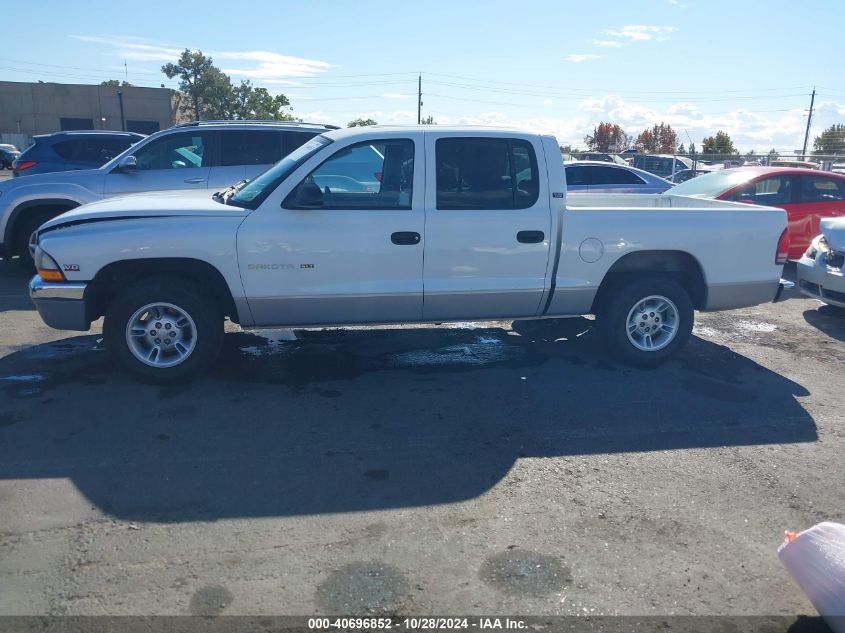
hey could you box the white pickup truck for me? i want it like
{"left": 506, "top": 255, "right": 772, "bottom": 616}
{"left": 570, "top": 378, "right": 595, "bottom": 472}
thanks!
{"left": 28, "top": 126, "right": 791, "bottom": 381}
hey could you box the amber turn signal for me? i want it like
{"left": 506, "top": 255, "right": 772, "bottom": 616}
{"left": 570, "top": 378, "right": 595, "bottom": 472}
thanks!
{"left": 37, "top": 269, "right": 65, "bottom": 282}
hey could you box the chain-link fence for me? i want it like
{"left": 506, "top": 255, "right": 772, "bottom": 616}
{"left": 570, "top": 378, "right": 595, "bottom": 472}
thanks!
{"left": 570, "top": 149, "right": 845, "bottom": 181}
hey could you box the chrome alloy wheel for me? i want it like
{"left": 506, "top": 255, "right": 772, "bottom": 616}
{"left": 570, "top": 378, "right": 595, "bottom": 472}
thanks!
{"left": 125, "top": 302, "right": 197, "bottom": 368}
{"left": 625, "top": 294, "right": 679, "bottom": 352}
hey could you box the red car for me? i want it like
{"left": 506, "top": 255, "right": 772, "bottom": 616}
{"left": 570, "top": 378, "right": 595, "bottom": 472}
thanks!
{"left": 669, "top": 167, "right": 845, "bottom": 259}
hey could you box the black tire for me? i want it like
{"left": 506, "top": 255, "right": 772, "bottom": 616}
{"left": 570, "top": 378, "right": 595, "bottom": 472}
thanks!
{"left": 13, "top": 209, "right": 67, "bottom": 269}
{"left": 597, "top": 275, "right": 694, "bottom": 367}
{"left": 103, "top": 276, "right": 224, "bottom": 383}
{"left": 13, "top": 215, "right": 44, "bottom": 269}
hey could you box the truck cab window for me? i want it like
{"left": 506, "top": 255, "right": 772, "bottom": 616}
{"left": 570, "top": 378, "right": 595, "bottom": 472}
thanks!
{"left": 286, "top": 139, "right": 414, "bottom": 210}
{"left": 436, "top": 137, "right": 539, "bottom": 209}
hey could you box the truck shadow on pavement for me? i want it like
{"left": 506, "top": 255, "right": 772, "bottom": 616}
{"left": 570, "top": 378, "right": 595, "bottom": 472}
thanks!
{"left": 0, "top": 317, "right": 816, "bottom": 522}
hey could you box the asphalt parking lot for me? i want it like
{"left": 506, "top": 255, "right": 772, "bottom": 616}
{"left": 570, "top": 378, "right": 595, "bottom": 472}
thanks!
{"left": 0, "top": 260, "right": 843, "bottom": 619}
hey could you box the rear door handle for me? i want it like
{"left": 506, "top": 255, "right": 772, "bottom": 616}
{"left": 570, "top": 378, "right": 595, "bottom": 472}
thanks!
{"left": 391, "top": 231, "right": 421, "bottom": 245}
{"left": 517, "top": 230, "right": 545, "bottom": 244}
{"left": 184, "top": 177, "right": 206, "bottom": 184}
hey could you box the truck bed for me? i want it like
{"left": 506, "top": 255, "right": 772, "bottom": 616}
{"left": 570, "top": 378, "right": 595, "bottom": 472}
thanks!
{"left": 565, "top": 192, "right": 775, "bottom": 212}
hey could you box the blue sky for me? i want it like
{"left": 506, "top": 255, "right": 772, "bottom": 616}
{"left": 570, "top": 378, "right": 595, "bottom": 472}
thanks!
{"left": 3, "top": 0, "right": 844, "bottom": 151}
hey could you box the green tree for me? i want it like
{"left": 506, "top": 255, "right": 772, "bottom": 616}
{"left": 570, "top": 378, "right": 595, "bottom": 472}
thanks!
{"left": 688, "top": 142, "right": 696, "bottom": 156}
{"left": 161, "top": 49, "right": 295, "bottom": 121}
{"left": 101, "top": 79, "right": 134, "bottom": 87}
{"left": 635, "top": 122, "right": 678, "bottom": 153}
{"left": 678, "top": 143, "right": 686, "bottom": 155}
{"left": 162, "top": 49, "right": 215, "bottom": 121}
{"left": 813, "top": 124, "right": 845, "bottom": 156}
{"left": 584, "top": 122, "right": 629, "bottom": 152}
{"left": 702, "top": 130, "right": 736, "bottom": 155}
{"left": 197, "top": 66, "right": 237, "bottom": 119}
{"left": 348, "top": 118, "right": 378, "bottom": 127}
{"left": 222, "top": 80, "right": 295, "bottom": 121}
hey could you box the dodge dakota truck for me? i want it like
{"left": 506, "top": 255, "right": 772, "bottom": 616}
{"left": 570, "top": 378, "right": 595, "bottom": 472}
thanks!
{"left": 28, "top": 126, "right": 791, "bottom": 381}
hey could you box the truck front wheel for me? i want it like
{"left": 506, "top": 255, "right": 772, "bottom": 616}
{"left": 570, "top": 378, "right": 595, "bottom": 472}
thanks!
{"left": 104, "top": 277, "right": 224, "bottom": 383}
{"left": 597, "top": 276, "right": 694, "bottom": 367}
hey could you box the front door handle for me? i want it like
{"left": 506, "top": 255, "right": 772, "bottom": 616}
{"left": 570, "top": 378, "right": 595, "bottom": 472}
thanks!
{"left": 391, "top": 231, "right": 421, "bottom": 245}
{"left": 184, "top": 177, "right": 206, "bottom": 184}
{"left": 517, "top": 230, "right": 545, "bottom": 244}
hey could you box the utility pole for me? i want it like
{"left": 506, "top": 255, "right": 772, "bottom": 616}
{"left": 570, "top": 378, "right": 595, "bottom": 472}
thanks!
{"left": 417, "top": 74, "right": 422, "bottom": 125}
{"left": 124, "top": 60, "right": 128, "bottom": 83}
{"left": 117, "top": 90, "right": 126, "bottom": 131}
{"left": 802, "top": 87, "right": 816, "bottom": 160}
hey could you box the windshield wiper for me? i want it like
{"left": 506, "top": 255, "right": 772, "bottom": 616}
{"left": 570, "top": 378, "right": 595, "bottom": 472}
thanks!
{"left": 212, "top": 179, "right": 249, "bottom": 205}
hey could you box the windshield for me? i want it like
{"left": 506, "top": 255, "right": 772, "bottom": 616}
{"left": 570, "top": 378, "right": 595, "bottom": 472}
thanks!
{"left": 667, "top": 169, "right": 757, "bottom": 198}
{"left": 228, "top": 135, "right": 333, "bottom": 209}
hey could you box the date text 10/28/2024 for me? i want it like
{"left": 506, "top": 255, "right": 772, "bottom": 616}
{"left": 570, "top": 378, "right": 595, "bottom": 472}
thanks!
{"left": 308, "top": 617, "right": 527, "bottom": 630}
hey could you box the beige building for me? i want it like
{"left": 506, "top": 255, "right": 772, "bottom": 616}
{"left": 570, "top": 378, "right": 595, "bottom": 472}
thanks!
{"left": 0, "top": 81, "right": 184, "bottom": 147}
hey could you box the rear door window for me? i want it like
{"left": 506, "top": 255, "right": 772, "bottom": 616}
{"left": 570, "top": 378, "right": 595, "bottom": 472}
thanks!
{"left": 435, "top": 137, "right": 539, "bottom": 209}
{"left": 219, "top": 130, "right": 282, "bottom": 166}
{"left": 72, "top": 139, "right": 129, "bottom": 164}
{"left": 52, "top": 140, "right": 79, "bottom": 160}
{"left": 594, "top": 166, "right": 645, "bottom": 185}
{"left": 282, "top": 131, "right": 319, "bottom": 155}
{"left": 798, "top": 176, "right": 845, "bottom": 202}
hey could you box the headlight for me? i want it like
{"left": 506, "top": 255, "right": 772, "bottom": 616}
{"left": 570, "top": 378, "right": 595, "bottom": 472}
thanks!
{"left": 33, "top": 245, "right": 65, "bottom": 282}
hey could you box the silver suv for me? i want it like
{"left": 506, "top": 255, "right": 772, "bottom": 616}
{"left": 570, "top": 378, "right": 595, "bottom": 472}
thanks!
{"left": 0, "top": 120, "right": 337, "bottom": 264}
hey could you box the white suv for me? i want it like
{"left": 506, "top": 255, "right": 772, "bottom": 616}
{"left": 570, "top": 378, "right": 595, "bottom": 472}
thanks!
{"left": 0, "top": 120, "right": 337, "bottom": 264}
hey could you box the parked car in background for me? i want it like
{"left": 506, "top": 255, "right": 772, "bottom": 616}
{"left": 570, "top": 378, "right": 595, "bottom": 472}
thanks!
{"left": 0, "top": 120, "right": 337, "bottom": 264}
{"left": 0, "top": 143, "right": 19, "bottom": 153}
{"left": 12, "top": 131, "right": 145, "bottom": 177}
{"left": 665, "top": 168, "right": 712, "bottom": 184}
{"left": 632, "top": 154, "right": 693, "bottom": 179}
{"left": 565, "top": 161, "right": 672, "bottom": 193}
{"left": 668, "top": 167, "right": 845, "bottom": 259}
{"left": 577, "top": 152, "right": 629, "bottom": 166}
{"left": 797, "top": 217, "right": 845, "bottom": 310}
{"left": 771, "top": 159, "right": 820, "bottom": 170}
{"left": 0, "top": 147, "right": 19, "bottom": 169}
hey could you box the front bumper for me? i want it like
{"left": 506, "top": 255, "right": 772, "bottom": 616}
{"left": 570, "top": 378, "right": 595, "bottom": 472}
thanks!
{"left": 796, "top": 254, "right": 845, "bottom": 308}
{"left": 29, "top": 276, "right": 91, "bottom": 331}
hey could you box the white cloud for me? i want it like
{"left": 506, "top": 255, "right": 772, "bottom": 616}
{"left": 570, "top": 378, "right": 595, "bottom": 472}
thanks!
{"left": 566, "top": 54, "right": 603, "bottom": 62}
{"left": 72, "top": 34, "right": 334, "bottom": 80}
{"left": 380, "top": 93, "right": 413, "bottom": 99}
{"left": 572, "top": 94, "right": 843, "bottom": 151}
{"left": 602, "top": 25, "right": 677, "bottom": 43}
{"left": 216, "top": 50, "right": 333, "bottom": 79}
{"left": 71, "top": 35, "right": 181, "bottom": 62}
{"left": 593, "top": 40, "right": 624, "bottom": 48}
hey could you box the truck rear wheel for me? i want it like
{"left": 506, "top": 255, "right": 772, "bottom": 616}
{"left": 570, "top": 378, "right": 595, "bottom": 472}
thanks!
{"left": 597, "top": 275, "right": 693, "bottom": 367}
{"left": 104, "top": 277, "right": 223, "bottom": 383}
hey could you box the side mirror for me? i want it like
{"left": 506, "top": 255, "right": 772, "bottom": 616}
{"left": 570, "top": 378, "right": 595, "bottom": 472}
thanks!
{"left": 293, "top": 182, "right": 324, "bottom": 208}
{"left": 117, "top": 155, "right": 137, "bottom": 173}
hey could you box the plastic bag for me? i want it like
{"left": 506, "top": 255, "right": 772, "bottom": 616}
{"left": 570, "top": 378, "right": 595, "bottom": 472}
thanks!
{"left": 778, "top": 521, "right": 845, "bottom": 633}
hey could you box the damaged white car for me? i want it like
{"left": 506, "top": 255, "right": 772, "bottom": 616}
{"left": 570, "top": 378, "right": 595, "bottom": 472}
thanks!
{"left": 797, "top": 217, "right": 845, "bottom": 310}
